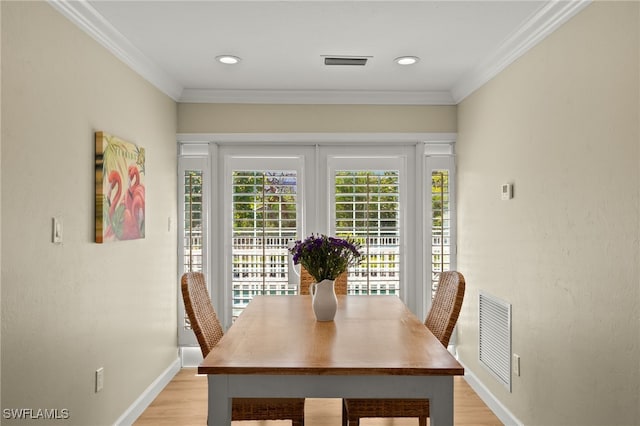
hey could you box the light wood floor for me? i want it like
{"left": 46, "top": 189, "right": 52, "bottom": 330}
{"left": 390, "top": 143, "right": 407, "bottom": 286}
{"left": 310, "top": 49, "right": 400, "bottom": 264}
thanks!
{"left": 134, "top": 368, "right": 503, "bottom": 426}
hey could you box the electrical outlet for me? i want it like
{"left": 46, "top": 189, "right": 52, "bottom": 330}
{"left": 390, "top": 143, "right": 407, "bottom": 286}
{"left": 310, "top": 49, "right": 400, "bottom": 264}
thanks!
{"left": 95, "top": 367, "right": 104, "bottom": 392}
{"left": 513, "top": 354, "right": 521, "bottom": 376}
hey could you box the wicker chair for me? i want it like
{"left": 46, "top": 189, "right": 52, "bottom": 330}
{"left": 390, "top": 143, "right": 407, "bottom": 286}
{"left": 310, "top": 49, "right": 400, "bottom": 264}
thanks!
{"left": 181, "top": 272, "right": 306, "bottom": 425}
{"left": 299, "top": 267, "right": 348, "bottom": 295}
{"left": 342, "top": 271, "right": 466, "bottom": 426}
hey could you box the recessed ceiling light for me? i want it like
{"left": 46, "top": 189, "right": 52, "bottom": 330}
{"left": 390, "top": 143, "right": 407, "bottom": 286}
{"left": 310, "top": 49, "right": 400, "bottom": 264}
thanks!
{"left": 216, "top": 55, "right": 241, "bottom": 65}
{"left": 395, "top": 56, "right": 420, "bottom": 65}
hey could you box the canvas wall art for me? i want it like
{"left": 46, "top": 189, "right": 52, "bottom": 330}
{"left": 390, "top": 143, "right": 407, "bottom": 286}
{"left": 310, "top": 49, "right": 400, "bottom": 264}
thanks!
{"left": 95, "top": 131, "right": 146, "bottom": 243}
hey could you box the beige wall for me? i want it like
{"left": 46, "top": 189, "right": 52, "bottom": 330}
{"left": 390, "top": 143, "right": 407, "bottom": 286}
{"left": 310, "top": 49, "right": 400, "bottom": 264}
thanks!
{"left": 456, "top": 2, "right": 639, "bottom": 425}
{"left": 2, "top": 1, "right": 638, "bottom": 425}
{"left": 178, "top": 103, "right": 457, "bottom": 133}
{"left": 1, "top": 2, "right": 178, "bottom": 425}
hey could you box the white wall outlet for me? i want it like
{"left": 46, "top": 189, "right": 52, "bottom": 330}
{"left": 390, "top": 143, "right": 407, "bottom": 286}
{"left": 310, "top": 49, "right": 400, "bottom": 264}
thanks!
{"left": 95, "top": 367, "right": 104, "bottom": 392}
{"left": 513, "top": 354, "right": 521, "bottom": 376}
{"left": 52, "top": 217, "right": 63, "bottom": 244}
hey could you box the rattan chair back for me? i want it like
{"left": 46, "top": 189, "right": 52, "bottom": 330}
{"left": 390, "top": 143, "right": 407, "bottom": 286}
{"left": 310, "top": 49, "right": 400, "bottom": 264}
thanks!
{"left": 299, "top": 267, "right": 347, "bottom": 295}
{"left": 181, "top": 272, "right": 225, "bottom": 357}
{"left": 425, "top": 270, "right": 466, "bottom": 347}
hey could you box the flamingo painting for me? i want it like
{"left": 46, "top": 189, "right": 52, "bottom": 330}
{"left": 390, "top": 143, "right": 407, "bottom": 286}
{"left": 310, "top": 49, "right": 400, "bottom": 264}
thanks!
{"left": 95, "top": 131, "right": 146, "bottom": 243}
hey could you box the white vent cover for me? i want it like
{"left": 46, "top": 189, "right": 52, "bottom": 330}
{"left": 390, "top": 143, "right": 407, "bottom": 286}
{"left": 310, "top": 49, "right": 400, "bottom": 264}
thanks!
{"left": 479, "top": 291, "right": 512, "bottom": 391}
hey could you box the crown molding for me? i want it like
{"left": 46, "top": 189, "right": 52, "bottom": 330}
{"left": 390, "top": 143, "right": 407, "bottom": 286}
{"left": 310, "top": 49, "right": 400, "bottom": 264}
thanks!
{"left": 451, "top": 0, "right": 592, "bottom": 103}
{"left": 47, "top": 0, "right": 183, "bottom": 101}
{"left": 179, "top": 88, "right": 455, "bottom": 105}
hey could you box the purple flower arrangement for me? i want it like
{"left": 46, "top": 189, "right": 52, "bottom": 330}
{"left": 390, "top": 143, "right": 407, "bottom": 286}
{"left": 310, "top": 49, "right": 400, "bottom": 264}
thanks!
{"left": 289, "top": 234, "right": 363, "bottom": 282}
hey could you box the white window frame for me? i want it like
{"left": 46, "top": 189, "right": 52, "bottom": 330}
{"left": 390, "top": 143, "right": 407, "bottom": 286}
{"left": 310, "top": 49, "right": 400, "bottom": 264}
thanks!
{"left": 424, "top": 143, "right": 457, "bottom": 319}
{"left": 177, "top": 144, "right": 211, "bottom": 346}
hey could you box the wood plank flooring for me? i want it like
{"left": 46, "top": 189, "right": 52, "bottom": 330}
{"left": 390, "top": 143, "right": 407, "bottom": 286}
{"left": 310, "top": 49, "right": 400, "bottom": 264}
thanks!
{"left": 134, "top": 368, "right": 503, "bottom": 426}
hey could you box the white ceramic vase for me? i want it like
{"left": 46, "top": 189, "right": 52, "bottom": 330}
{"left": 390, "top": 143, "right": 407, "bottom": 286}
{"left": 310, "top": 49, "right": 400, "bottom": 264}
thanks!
{"left": 310, "top": 279, "right": 338, "bottom": 321}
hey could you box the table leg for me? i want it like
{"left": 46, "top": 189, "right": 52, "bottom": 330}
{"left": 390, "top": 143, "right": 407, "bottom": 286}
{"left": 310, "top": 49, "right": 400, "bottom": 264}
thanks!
{"left": 427, "top": 376, "right": 455, "bottom": 426}
{"left": 208, "top": 375, "right": 231, "bottom": 425}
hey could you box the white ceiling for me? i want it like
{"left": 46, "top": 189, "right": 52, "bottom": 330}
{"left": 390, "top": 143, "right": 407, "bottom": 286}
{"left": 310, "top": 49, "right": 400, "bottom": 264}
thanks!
{"left": 51, "top": 0, "right": 590, "bottom": 104}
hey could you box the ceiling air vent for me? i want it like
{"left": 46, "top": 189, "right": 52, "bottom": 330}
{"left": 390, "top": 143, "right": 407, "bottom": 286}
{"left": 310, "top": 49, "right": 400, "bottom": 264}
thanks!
{"left": 323, "top": 56, "right": 370, "bottom": 66}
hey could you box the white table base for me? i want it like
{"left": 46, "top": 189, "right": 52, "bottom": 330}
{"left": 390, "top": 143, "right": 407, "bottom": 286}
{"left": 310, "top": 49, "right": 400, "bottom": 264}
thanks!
{"left": 208, "top": 374, "right": 454, "bottom": 425}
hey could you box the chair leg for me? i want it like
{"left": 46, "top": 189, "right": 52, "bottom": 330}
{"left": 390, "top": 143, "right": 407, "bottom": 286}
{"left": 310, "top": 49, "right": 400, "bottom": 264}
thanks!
{"left": 419, "top": 416, "right": 427, "bottom": 426}
{"left": 341, "top": 401, "right": 348, "bottom": 426}
{"left": 292, "top": 420, "right": 303, "bottom": 426}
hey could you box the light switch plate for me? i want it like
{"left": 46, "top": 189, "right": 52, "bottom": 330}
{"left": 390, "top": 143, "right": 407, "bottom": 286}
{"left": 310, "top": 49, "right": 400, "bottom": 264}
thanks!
{"left": 501, "top": 183, "right": 513, "bottom": 200}
{"left": 95, "top": 367, "right": 104, "bottom": 392}
{"left": 52, "top": 217, "right": 63, "bottom": 244}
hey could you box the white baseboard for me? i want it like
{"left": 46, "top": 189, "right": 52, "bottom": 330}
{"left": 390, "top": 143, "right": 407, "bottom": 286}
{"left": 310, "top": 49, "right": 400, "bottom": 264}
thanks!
{"left": 180, "top": 346, "right": 203, "bottom": 368}
{"left": 459, "top": 360, "right": 524, "bottom": 426}
{"left": 114, "top": 357, "right": 181, "bottom": 426}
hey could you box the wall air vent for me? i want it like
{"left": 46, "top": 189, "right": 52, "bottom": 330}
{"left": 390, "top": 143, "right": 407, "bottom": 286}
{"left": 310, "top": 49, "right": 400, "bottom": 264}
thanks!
{"left": 323, "top": 56, "right": 370, "bottom": 66}
{"left": 479, "top": 291, "right": 512, "bottom": 391}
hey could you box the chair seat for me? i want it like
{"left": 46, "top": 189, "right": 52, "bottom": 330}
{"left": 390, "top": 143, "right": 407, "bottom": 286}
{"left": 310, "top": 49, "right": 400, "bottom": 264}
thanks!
{"left": 232, "top": 398, "right": 306, "bottom": 422}
{"left": 343, "top": 398, "right": 429, "bottom": 418}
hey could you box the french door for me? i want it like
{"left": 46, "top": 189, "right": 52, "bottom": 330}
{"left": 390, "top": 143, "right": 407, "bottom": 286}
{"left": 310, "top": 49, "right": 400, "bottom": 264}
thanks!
{"left": 223, "top": 152, "right": 306, "bottom": 321}
{"left": 328, "top": 156, "right": 405, "bottom": 296}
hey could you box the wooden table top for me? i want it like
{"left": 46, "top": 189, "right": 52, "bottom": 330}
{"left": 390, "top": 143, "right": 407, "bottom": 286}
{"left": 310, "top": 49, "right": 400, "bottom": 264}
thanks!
{"left": 198, "top": 295, "right": 464, "bottom": 376}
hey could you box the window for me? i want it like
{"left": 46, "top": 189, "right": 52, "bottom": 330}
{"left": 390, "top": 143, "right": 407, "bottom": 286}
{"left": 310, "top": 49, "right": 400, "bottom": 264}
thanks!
{"left": 335, "top": 171, "right": 400, "bottom": 295}
{"left": 222, "top": 152, "right": 305, "bottom": 322}
{"left": 231, "top": 170, "right": 298, "bottom": 318}
{"left": 430, "top": 170, "right": 451, "bottom": 298}
{"left": 177, "top": 150, "right": 209, "bottom": 346}
{"left": 183, "top": 171, "right": 204, "bottom": 274}
{"left": 425, "top": 147, "right": 456, "bottom": 307}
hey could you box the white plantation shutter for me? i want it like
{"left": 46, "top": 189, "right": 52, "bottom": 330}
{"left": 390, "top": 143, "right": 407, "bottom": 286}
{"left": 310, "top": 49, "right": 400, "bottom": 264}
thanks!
{"left": 178, "top": 154, "right": 209, "bottom": 345}
{"left": 231, "top": 170, "right": 299, "bottom": 319}
{"left": 430, "top": 169, "right": 452, "bottom": 299}
{"left": 424, "top": 148, "right": 457, "bottom": 343}
{"left": 334, "top": 170, "right": 401, "bottom": 296}
{"left": 183, "top": 171, "right": 204, "bottom": 274}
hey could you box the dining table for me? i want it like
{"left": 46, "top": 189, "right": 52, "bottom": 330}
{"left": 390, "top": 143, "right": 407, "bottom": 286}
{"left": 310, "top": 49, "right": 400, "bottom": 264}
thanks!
{"left": 198, "top": 294, "right": 464, "bottom": 425}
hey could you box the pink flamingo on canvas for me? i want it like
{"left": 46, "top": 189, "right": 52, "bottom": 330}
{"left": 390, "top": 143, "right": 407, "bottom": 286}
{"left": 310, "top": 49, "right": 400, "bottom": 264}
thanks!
{"left": 107, "top": 170, "right": 140, "bottom": 240}
{"left": 126, "top": 165, "right": 145, "bottom": 236}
